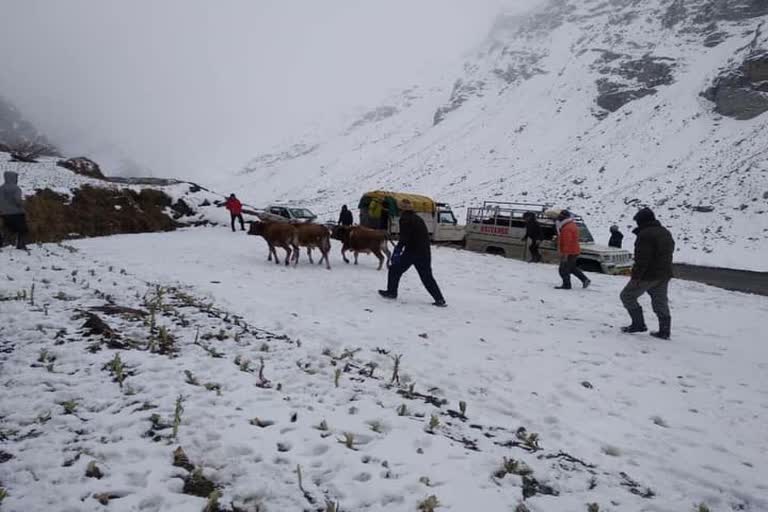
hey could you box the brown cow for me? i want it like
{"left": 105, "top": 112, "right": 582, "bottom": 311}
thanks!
{"left": 294, "top": 223, "right": 332, "bottom": 269}
{"left": 331, "top": 225, "right": 392, "bottom": 270}
{"left": 248, "top": 221, "right": 298, "bottom": 266}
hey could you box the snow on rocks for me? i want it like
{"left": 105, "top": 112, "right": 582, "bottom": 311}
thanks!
{"left": 1, "top": 228, "right": 767, "bottom": 511}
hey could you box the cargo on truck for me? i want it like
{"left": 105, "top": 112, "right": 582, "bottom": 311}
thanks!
{"left": 357, "top": 190, "right": 465, "bottom": 243}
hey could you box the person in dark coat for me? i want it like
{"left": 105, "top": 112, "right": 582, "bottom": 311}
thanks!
{"left": 521, "top": 211, "right": 542, "bottom": 262}
{"left": 608, "top": 225, "right": 624, "bottom": 248}
{"left": 0, "top": 171, "right": 28, "bottom": 250}
{"left": 378, "top": 200, "right": 446, "bottom": 307}
{"left": 224, "top": 193, "right": 245, "bottom": 232}
{"left": 338, "top": 205, "right": 354, "bottom": 227}
{"left": 619, "top": 207, "right": 675, "bottom": 339}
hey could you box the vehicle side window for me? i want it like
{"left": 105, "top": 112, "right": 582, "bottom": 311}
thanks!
{"left": 438, "top": 212, "right": 456, "bottom": 224}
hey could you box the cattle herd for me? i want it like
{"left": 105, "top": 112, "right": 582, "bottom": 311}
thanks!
{"left": 247, "top": 221, "right": 393, "bottom": 271}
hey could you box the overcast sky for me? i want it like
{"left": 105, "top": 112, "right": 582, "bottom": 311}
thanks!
{"left": 0, "top": 0, "right": 537, "bottom": 180}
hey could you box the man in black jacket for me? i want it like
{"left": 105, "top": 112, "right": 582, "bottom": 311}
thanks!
{"left": 338, "top": 205, "right": 354, "bottom": 227}
{"left": 608, "top": 225, "right": 624, "bottom": 248}
{"left": 619, "top": 207, "right": 675, "bottom": 339}
{"left": 379, "top": 200, "right": 446, "bottom": 307}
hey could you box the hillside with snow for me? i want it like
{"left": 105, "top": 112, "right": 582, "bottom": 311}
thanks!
{"left": 229, "top": 0, "right": 768, "bottom": 271}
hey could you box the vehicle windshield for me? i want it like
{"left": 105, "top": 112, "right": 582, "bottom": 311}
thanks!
{"left": 289, "top": 208, "right": 316, "bottom": 219}
{"left": 577, "top": 223, "right": 594, "bottom": 243}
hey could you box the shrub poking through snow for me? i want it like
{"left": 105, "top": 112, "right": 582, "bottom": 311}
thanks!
{"left": 587, "top": 503, "right": 600, "bottom": 512}
{"left": 459, "top": 400, "right": 467, "bottom": 417}
{"left": 60, "top": 400, "right": 78, "bottom": 415}
{"left": 183, "top": 467, "right": 216, "bottom": 498}
{"left": 85, "top": 461, "right": 104, "bottom": 479}
{"left": 417, "top": 494, "right": 441, "bottom": 511}
{"left": 172, "top": 395, "right": 185, "bottom": 439}
{"left": 172, "top": 446, "right": 194, "bottom": 472}
{"left": 493, "top": 457, "right": 533, "bottom": 479}
{"left": 426, "top": 414, "right": 440, "bottom": 434}
{"left": 397, "top": 404, "right": 409, "bottom": 416}
{"left": 104, "top": 353, "right": 126, "bottom": 388}
{"left": 695, "top": 505, "right": 711, "bottom": 512}
{"left": 516, "top": 427, "right": 541, "bottom": 451}
{"left": 203, "top": 490, "right": 222, "bottom": 512}
{"left": 334, "top": 368, "right": 342, "bottom": 388}
{"left": 390, "top": 354, "right": 402, "bottom": 384}
{"left": 339, "top": 432, "right": 356, "bottom": 450}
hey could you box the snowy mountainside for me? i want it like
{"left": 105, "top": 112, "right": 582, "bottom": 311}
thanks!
{"left": 231, "top": 0, "right": 768, "bottom": 271}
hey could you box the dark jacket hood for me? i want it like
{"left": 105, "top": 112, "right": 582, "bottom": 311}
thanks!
{"left": 3, "top": 171, "right": 18, "bottom": 185}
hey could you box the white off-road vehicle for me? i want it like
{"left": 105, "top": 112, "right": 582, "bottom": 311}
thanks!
{"left": 464, "top": 201, "right": 633, "bottom": 275}
{"left": 258, "top": 205, "right": 318, "bottom": 224}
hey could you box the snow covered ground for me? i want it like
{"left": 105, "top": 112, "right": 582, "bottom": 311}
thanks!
{"left": 1, "top": 228, "right": 767, "bottom": 511}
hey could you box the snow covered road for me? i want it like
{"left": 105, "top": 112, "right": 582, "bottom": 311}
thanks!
{"left": 1, "top": 227, "right": 766, "bottom": 511}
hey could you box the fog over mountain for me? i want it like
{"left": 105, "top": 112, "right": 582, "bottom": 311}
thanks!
{"left": 0, "top": 0, "right": 538, "bottom": 178}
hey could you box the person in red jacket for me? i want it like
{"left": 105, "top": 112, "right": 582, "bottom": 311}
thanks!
{"left": 225, "top": 193, "right": 245, "bottom": 232}
{"left": 555, "top": 210, "right": 590, "bottom": 289}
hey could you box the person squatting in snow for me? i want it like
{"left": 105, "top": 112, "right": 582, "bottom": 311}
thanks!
{"left": 225, "top": 193, "right": 245, "bottom": 232}
{"left": 554, "top": 210, "right": 590, "bottom": 290}
{"left": 379, "top": 199, "right": 446, "bottom": 307}
{"left": 620, "top": 207, "right": 675, "bottom": 340}
{"left": 0, "top": 171, "right": 28, "bottom": 250}
{"left": 521, "top": 211, "right": 543, "bottom": 263}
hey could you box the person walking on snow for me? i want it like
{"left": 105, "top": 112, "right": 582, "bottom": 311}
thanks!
{"left": 555, "top": 210, "right": 590, "bottom": 289}
{"left": 0, "top": 171, "right": 28, "bottom": 250}
{"left": 338, "top": 204, "right": 354, "bottom": 227}
{"left": 225, "top": 193, "right": 245, "bottom": 232}
{"left": 619, "top": 207, "right": 675, "bottom": 339}
{"left": 521, "top": 211, "right": 543, "bottom": 263}
{"left": 609, "top": 225, "right": 624, "bottom": 248}
{"left": 378, "top": 200, "right": 446, "bottom": 307}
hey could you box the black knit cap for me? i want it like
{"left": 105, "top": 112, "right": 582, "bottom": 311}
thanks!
{"left": 634, "top": 207, "right": 656, "bottom": 224}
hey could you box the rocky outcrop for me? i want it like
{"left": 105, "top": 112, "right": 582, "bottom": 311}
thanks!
{"left": 57, "top": 157, "right": 105, "bottom": 179}
{"left": 703, "top": 50, "right": 768, "bottom": 120}
{"left": 593, "top": 53, "right": 676, "bottom": 115}
{"left": 433, "top": 79, "right": 485, "bottom": 125}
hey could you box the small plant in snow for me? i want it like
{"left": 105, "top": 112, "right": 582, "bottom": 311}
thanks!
{"left": 514, "top": 503, "right": 531, "bottom": 512}
{"left": 390, "top": 354, "right": 402, "bottom": 384}
{"left": 334, "top": 368, "right": 342, "bottom": 388}
{"left": 257, "top": 357, "right": 270, "bottom": 387}
{"left": 426, "top": 414, "right": 440, "bottom": 434}
{"left": 367, "top": 420, "right": 384, "bottom": 434}
{"left": 105, "top": 353, "right": 126, "bottom": 388}
{"left": 417, "top": 494, "right": 441, "bottom": 511}
{"left": 587, "top": 503, "right": 600, "bottom": 512}
{"left": 339, "top": 432, "right": 356, "bottom": 450}
{"left": 459, "top": 401, "right": 467, "bottom": 417}
{"left": 516, "top": 427, "right": 541, "bottom": 451}
{"left": 316, "top": 419, "right": 329, "bottom": 431}
{"left": 235, "top": 355, "right": 252, "bottom": 373}
{"left": 60, "top": 400, "right": 78, "bottom": 415}
{"left": 203, "top": 490, "right": 221, "bottom": 512}
{"left": 184, "top": 370, "right": 200, "bottom": 386}
{"left": 695, "top": 505, "right": 711, "bottom": 512}
{"left": 172, "top": 395, "right": 185, "bottom": 439}
{"left": 397, "top": 404, "right": 409, "bottom": 416}
{"left": 325, "top": 500, "right": 340, "bottom": 512}
{"left": 204, "top": 382, "right": 222, "bottom": 396}
{"left": 494, "top": 457, "right": 533, "bottom": 479}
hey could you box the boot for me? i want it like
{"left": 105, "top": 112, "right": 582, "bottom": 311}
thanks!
{"left": 650, "top": 316, "right": 671, "bottom": 340}
{"left": 621, "top": 308, "right": 647, "bottom": 333}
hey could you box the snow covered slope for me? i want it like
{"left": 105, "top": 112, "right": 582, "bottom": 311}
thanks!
{"left": 1, "top": 230, "right": 766, "bottom": 511}
{"left": 229, "top": 0, "right": 768, "bottom": 271}
{"left": 0, "top": 152, "right": 235, "bottom": 231}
